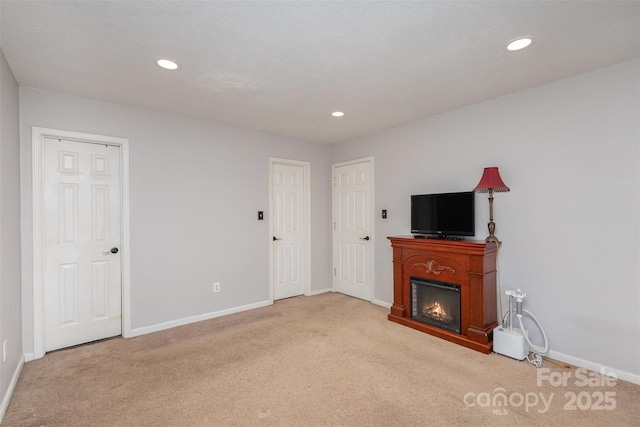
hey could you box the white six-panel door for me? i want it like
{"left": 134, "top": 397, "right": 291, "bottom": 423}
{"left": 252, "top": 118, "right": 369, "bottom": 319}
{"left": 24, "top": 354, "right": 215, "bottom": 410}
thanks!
{"left": 333, "top": 159, "right": 373, "bottom": 301}
{"left": 272, "top": 163, "right": 307, "bottom": 300}
{"left": 43, "top": 137, "right": 122, "bottom": 351}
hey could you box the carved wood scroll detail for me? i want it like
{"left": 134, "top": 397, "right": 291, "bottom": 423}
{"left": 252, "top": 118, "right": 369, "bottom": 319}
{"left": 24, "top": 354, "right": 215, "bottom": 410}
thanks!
{"left": 413, "top": 260, "right": 456, "bottom": 276}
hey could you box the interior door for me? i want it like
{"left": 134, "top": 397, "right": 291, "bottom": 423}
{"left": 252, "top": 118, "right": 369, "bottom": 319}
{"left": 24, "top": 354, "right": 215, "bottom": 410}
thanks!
{"left": 43, "top": 137, "right": 122, "bottom": 351}
{"left": 272, "top": 163, "right": 306, "bottom": 300}
{"left": 333, "top": 159, "right": 373, "bottom": 301}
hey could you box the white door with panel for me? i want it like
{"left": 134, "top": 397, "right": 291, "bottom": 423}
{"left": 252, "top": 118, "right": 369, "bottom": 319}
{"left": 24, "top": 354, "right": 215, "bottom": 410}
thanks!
{"left": 272, "top": 163, "right": 306, "bottom": 300}
{"left": 43, "top": 137, "right": 122, "bottom": 351}
{"left": 333, "top": 160, "right": 373, "bottom": 301}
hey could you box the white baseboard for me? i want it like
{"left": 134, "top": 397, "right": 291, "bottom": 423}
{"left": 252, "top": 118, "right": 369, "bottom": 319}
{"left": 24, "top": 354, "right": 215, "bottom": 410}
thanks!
{"left": 0, "top": 355, "right": 24, "bottom": 423}
{"left": 23, "top": 353, "right": 35, "bottom": 363}
{"left": 128, "top": 300, "right": 273, "bottom": 338}
{"left": 308, "top": 288, "right": 333, "bottom": 296}
{"left": 372, "top": 299, "right": 392, "bottom": 309}
{"left": 545, "top": 349, "right": 640, "bottom": 385}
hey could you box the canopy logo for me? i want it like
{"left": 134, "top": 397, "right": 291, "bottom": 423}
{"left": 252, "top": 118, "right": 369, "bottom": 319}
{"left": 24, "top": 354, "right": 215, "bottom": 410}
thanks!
{"left": 463, "top": 367, "right": 618, "bottom": 415}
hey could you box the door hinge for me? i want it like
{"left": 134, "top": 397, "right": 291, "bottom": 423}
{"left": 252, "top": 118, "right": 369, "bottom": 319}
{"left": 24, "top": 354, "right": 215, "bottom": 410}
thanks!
{"left": 334, "top": 268, "right": 336, "bottom": 276}
{"left": 333, "top": 222, "right": 336, "bottom": 230}
{"left": 333, "top": 176, "right": 336, "bottom": 185}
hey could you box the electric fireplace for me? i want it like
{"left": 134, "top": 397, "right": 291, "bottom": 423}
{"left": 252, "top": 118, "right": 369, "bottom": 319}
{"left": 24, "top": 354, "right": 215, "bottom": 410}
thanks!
{"left": 387, "top": 236, "right": 498, "bottom": 353}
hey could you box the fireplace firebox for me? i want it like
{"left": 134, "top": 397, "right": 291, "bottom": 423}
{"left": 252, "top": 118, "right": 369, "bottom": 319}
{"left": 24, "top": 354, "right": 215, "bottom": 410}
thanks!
{"left": 411, "top": 277, "right": 461, "bottom": 334}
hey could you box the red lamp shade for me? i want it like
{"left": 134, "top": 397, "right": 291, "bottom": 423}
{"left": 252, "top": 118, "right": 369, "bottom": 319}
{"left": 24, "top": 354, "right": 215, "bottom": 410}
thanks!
{"left": 473, "top": 167, "right": 510, "bottom": 193}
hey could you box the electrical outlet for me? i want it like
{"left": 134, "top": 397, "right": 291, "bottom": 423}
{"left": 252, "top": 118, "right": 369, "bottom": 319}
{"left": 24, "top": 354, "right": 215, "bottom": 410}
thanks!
{"left": 213, "top": 282, "right": 221, "bottom": 293}
{"left": 2, "top": 340, "right": 7, "bottom": 363}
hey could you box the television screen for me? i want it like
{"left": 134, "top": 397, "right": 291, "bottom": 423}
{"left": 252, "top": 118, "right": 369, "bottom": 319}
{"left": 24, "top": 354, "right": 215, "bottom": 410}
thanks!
{"left": 411, "top": 191, "right": 475, "bottom": 237}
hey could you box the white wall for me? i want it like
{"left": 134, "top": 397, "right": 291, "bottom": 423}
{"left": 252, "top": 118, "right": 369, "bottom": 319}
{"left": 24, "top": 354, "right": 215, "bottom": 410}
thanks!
{"left": 19, "top": 88, "right": 332, "bottom": 355}
{"left": 0, "top": 48, "right": 23, "bottom": 418}
{"left": 332, "top": 59, "right": 640, "bottom": 380}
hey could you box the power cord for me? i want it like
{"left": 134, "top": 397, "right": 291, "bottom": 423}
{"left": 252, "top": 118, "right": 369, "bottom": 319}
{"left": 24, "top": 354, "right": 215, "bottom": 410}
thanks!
{"left": 527, "top": 352, "right": 543, "bottom": 368}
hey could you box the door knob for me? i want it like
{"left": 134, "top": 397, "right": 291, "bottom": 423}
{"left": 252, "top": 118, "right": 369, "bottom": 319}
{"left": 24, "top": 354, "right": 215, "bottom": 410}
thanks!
{"left": 273, "top": 236, "right": 282, "bottom": 241}
{"left": 360, "top": 236, "right": 370, "bottom": 241}
{"left": 103, "top": 247, "right": 119, "bottom": 254}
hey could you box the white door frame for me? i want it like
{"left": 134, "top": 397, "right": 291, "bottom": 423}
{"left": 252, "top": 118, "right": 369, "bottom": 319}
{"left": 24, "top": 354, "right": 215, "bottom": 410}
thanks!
{"left": 332, "top": 156, "right": 375, "bottom": 300}
{"left": 31, "top": 127, "right": 131, "bottom": 359}
{"left": 268, "top": 158, "right": 311, "bottom": 301}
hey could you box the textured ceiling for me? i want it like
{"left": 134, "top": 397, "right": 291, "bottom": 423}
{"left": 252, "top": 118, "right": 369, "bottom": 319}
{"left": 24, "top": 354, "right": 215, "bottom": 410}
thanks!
{"left": 1, "top": 1, "right": 638, "bottom": 144}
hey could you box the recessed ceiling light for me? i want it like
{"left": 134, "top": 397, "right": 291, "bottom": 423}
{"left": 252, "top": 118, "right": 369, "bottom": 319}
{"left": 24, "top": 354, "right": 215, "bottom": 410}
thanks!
{"left": 331, "top": 112, "right": 345, "bottom": 117}
{"left": 157, "top": 59, "right": 179, "bottom": 70}
{"left": 506, "top": 37, "right": 533, "bottom": 52}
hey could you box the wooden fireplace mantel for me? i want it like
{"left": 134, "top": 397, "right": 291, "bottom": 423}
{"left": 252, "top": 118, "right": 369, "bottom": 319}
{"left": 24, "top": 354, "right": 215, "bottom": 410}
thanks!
{"left": 387, "top": 236, "right": 498, "bottom": 353}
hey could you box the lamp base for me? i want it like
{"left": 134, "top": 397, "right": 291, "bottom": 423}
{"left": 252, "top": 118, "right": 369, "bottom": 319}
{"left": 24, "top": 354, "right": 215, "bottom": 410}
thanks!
{"left": 485, "top": 235, "right": 500, "bottom": 244}
{"left": 485, "top": 221, "right": 500, "bottom": 244}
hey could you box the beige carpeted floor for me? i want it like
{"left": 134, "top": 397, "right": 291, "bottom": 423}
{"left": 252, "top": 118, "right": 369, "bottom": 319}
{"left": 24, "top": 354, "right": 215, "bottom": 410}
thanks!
{"left": 3, "top": 292, "right": 639, "bottom": 426}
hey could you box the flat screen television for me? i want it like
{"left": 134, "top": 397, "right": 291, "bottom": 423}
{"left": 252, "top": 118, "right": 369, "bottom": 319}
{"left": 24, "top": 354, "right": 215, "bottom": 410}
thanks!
{"left": 411, "top": 191, "right": 475, "bottom": 238}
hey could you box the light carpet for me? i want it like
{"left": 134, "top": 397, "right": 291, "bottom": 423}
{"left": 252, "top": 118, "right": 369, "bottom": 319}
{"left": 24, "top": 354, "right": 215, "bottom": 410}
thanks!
{"left": 3, "top": 292, "right": 638, "bottom": 426}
